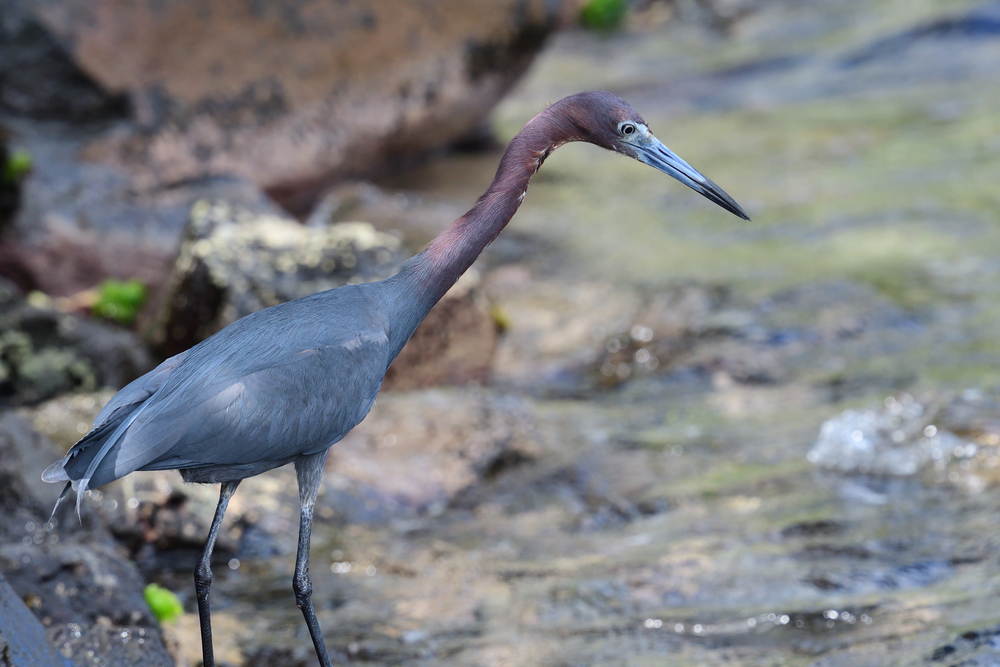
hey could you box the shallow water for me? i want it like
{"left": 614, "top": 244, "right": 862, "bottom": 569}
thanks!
{"left": 117, "top": 1, "right": 1000, "bottom": 664}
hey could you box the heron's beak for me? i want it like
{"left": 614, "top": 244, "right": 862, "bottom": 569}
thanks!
{"left": 635, "top": 136, "right": 750, "bottom": 221}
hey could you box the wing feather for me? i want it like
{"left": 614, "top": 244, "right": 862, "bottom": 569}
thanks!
{"left": 106, "top": 331, "right": 390, "bottom": 478}
{"left": 49, "top": 283, "right": 392, "bottom": 495}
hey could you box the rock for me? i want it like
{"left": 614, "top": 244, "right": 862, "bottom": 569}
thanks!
{"left": 925, "top": 624, "right": 1000, "bottom": 666}
{"left": 384, "top": 269, "right": 500, "bottom": 391}
{"left": 9, "top": 126, "right": 278, "bottom": 297}
{"left": 30, "top": 391, "right": 114, "bottom": 454}
{"left": 0, "top": 572, "right": 70, "bottom": 667}
{"left": 325, "top": 388, "right": 538, "bottom": 516}
{"left": 1, "top": 0, "right": 565, "bottom": 302}
{"left": 489, "top": 274, "right": 930, "bottom": 396}
{"left": 0, "top": 412, "right": 68, "bottom": 538}
{"left": 17, "top": 0, "right": 569, "bottom": 211}
{"left": 146, "top": 198, "right": 406, "bottom": 356}
{"left": 0, "top": 278, "right": 153, "bottom": 405}
{"left": 808, "top": 391, "right": 1000, "bottom": 489}
{"left": 0, "top": 0, "right": 125, "bottom": 121}
{"left": 0, "top": 127, "right": 19, "bottom": 232}
{"left": 808, "top": 396, "right": 958, "bottom": 476}
{"left": 486, "top": 270, "right": 646, "bottom": 392}
{"left": 487, "top": 272, "right": 733, "bottom": 392}
{"left": 149, "top": 199, "right": 500, "bottom": 388}
{"left": 1, "top": 541, "right": 177, "bottom": 667}
{"left": 304, "top": 180, "right": 470, "bottom": 250}
{"left": 0, "top": 411, "right": 175, "bottom": 667}
{"left": 0, "top": 127, "right": 36, "bottom": 294}
{"left": 588, "top": 284, "right": 729, "bottom": 388}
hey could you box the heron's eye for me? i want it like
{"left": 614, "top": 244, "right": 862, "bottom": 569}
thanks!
{"left": 620, "top": 123, "right": 636, "bottom": 137}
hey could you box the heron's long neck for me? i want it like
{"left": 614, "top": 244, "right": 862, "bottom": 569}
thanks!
{"left": 386, "top": 111, "right": 578, "bottom": 352}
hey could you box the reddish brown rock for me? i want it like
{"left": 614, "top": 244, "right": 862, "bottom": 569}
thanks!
{"left": 31, "top": 0, "right": 572, "bottom": 211}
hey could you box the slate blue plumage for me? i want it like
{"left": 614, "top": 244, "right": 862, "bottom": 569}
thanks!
{"left": 52, "top": 285, "right": 392, "bottom": 491}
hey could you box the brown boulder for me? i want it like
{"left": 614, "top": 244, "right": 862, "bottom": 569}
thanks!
{"left": 31, "top": 0, "right": 571, "bottom": 211}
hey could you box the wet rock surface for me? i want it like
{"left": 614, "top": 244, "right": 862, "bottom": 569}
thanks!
{"left": 0, "top": 411, "right": 174, "bottom": 667}
{"left": 0, "top": 572, "right": 70, "bottom": 667}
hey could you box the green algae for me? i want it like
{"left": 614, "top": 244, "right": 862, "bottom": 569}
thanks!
{"left": 93, "top": 279, "right": 147, "bottom": 326}
{"left": 144, "top": 584, "right": 184, "bottom": 624}
{"left": 3, "top": 149, "right": 32, "bottom": 184}
{"left": 580, "top": 0, "right": 627, "bottom": 32}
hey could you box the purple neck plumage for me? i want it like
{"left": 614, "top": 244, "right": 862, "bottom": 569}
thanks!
{"left": 390, "top": 104, "right": 582, "bottom": 322}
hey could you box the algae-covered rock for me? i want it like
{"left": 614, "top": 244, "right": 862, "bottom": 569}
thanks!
{"left": 147, "top": 199, "right": 405, "bottom": 357}
{"left": 0, "top": 278, "right": 152, "bottom": 405}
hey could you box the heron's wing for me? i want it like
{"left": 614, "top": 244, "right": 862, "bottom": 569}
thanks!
{"left": 43, "top": 350, "right": 189, "bottom": 484}
{"left": 92, "top": 351, "right": 190, "bottom": 428}
{"left": 100, "top": 329, "right": 391, "bottom": 478}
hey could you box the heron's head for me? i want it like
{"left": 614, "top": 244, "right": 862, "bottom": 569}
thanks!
{"left": 557, "top": 91, "right": 750, "bottom": 221}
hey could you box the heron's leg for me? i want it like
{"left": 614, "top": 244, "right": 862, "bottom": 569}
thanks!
{"left": 293, "top": 450, "right": 333, "bottom": 667}
{"left": 195, "top": 480, "right": 240, "bottom": 667}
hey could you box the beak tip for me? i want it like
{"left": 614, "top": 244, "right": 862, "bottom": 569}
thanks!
{"left": 724, "top": 201, "right": 751, "bottom": 221}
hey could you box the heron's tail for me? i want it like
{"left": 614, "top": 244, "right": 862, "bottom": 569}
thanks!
{"left": 40, "top": 408, "right": 143, "bottom": 520}
{"left": 44, "top": 482, "right": 72, "bottom": 524}
{"left": 41, "top": 460, "right": 89, "bottom": 523}
{"left": 41, "top": 459, "right": 70, "bottom": 483}
{"left": 41, "top": 461, "right": 73, "bottom": 521}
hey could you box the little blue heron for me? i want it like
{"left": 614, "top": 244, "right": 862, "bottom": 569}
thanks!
{"left": 42, "top": 92, "right": 748, "bottom": 667}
